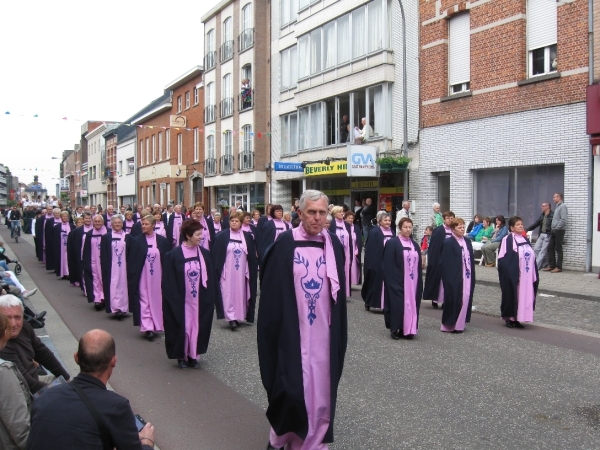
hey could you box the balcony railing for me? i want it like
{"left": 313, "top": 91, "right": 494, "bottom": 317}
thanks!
{"left": 204, "top": 105, "right": 216, "bottom": 123}
{"left": 205, "top": 158, "right": 217, "bottom": 176}
{"left": 239, "top": 92, "right": 253, "bottom": 111}
{"left": 239, "top": 150, "right": 254, "bottom": 171}
{"left": 238, "top": 28, "right": 254, "bottom": 52}
{"left": 220, "top": 154, "right": 234, "bottom": 174}
{"left": 204, "top": 51, "right": 216, "bottom": 71}
{"left": 220, "top": 98, "right": 234, "bottom": 118}
{"left": 220, "top": 40, "right": 234, "bottom": 62}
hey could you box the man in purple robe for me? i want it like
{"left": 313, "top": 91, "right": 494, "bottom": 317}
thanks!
{"left": 258, "top": 190, "right": 347, "bottom": 450}
{"left": 423, "top": 211, "right": 455, "bottom": 309}
{"left": 82, "top": 215, "right": 108, "bottom": 310}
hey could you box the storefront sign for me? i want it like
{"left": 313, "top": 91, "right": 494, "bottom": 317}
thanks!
{"left": 80, "top": 190, "right": 88, "bottom": 196}
{"left": 351, "top": 180, "right": 378, "bottom": 189}
{"left": 322, "top": 189, "right": 351, "bottom": 196}
{"left": 304, "top": 162, "right": 347, "bottom": 176}
{"left": 347, "top": 145, "right": 377, "bottom": 177}
{"left": 274, "top": 162, "right": 304, "bottom": 172}
{"left": 380, "top": 187, "right": 404, "bottom": 194}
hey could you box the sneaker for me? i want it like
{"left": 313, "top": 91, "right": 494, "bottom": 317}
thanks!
{"left": 22, "top": 289, "right": 38, "bottom": 299}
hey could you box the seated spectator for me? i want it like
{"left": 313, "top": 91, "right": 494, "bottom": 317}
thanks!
{"left": 0, "top": 264, "right": 37, "bottom": 299}
{"left": 466, "top": 214, "right": 483, "bottom": 238}
{"left": 470, "top": 217, "right": 495, "bottom": 250}
{"left": 0, "top": 295, "right": 70, "bottom": 394}
{"left": 481, "top": 215, "right": 509, "bottom": 267}
{"left": 0, "top": 312, "right": 31, "bottom": 450}
{"left": 27, "top": 329, "right": 155, "bottom": 450}
{"left": 420, "top": 225, "right": 433, "bottom": 267}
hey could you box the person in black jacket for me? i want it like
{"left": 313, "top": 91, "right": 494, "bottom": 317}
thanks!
{"left": 360, "top": 198, "right": 376, "bottom": 238}
{"left": 526, "top": 202, "right": 553, "bottom": 270}
{"left": 27, "top": 329, "right": 156, "bottom": 450}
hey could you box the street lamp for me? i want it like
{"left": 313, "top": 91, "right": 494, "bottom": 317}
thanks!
{"left": 398, "top": 0, "right": 409, "bottom": 202}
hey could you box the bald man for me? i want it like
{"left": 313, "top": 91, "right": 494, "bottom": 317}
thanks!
{"left": 28, "top": 329, "right": 156, "bottom": 450}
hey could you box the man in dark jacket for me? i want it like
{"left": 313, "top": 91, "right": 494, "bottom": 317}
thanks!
{"left": 526, "top": 202, "right": 553, "bottom": 270}
{"left": 360, "top": 198, "right": 376, "bottom": 237}
{"left": 27, "top": 329, "right": 156, "bottom": 450}
{"left": 0, "top": 295, "right": 70, "bottom": 393}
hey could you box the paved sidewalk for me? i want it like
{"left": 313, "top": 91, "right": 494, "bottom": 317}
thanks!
{"left": 474, "top": 264, "right": 600, "bottom": 301}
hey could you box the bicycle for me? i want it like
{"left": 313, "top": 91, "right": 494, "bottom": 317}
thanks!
{"left": 10, "top": 220, "right": 21, "bottom": 243}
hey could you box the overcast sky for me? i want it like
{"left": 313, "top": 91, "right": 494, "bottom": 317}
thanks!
{"left": 0, "top": 0, "right": 219, "bottom": 192}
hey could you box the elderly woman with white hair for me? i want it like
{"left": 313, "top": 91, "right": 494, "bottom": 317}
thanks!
{"left": 329, "top": 205, "right": 353, "bottom": 297}
{"left": 429, "top": 203, "right": 443, "bottom": 229}
{"left": 100, "top": 214, "right": 130, "bottom": 319}
{"left": 361, "top": 211, "right": 395, "bottom": 311}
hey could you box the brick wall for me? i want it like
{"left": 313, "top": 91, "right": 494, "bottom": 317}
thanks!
{"left": 595, "top": 0, "right": 600, "bottom": 82}
{"left": 420, "top": 0, "right": 588, "bottom": 128}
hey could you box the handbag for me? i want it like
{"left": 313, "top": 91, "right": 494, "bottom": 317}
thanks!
{"left": 70, "top": 380, "right": 112, "bottom": 450}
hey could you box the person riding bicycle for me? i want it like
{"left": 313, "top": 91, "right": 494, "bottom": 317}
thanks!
{"left": 8, "top": 206, "right": 22, "bottom": 237}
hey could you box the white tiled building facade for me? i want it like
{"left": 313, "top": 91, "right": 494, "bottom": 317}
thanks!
{"left": 270, "top": 0, "right": 420, "bottom": 206}
{"left": 414, "top": 102, "right": 589, "bottom": 270}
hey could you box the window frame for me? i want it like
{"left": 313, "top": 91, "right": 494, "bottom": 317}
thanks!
{"left": 177, "top": 133, "right": 183, "bottom": 165}
{"left": 185, "top": 92, "right": 190, "bottom": 109}
{"left": 193, "top": 127, "right": 199, "bottom": 162}
{"left": 177, "top": 96, "right": 182, "bottom": 113}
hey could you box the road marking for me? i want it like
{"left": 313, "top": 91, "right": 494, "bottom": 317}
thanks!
{"left": 538, "top": 293, "right": 556, "bottom": 298}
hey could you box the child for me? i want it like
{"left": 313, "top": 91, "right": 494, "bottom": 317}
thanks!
{"left": 420, "top": 226, "right": 433, "bottom": 267}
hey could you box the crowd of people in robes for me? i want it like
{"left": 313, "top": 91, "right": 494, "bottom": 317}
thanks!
{"left": 4, "top": 189, "right": 542, "bottom": 450}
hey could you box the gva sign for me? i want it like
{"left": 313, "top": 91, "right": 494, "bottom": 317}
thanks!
{"left": 347, "top": 145, "right": 377, "bottom": 177}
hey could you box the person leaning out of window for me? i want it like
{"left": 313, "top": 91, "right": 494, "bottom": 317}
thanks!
{"left": 480, "top": 215, "right": 509, "bottom": 267}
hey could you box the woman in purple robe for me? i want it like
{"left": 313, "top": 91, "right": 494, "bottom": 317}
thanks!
{"left": 383, "top": 218, "right": 423, "bottom": 339}
{"left": 82, "top": 215, "right": 107, "bottom": 310}
{"left": 192, "top": 202, "right": 215, "bottom": 251}
{"left": 251, "top": 209, "right": 260, "bottom": 226}
{"left": 43, "top": 208, "right": 59, "bottom": 270}
{"left": 123, "top": 210, "right": 135, "bottom": 234}
{"left": 152, "top": 209, "right": 167, "bottom": 240}
{"left": 257, "top": 204, "right": 291, "bottom": 263}
{"left": 167, "top": 205, "right": 184, "bottom": 247}
{"left": 344, "top": 211, "right": 362, "bottom": 285}
{"left": 241, "top": 212, "right": 256, "bottom": 239}
{"left": 498, "top": 216, "right": 539, "bottom": 328}
{"left": 328, "top": 206, "right": 352, "bottom": 298}
{"left": 53, "top": 211, "right": 75, "bottom": 279}
{"left": 127, "top": 214, "right": 170, "bottom": 341}
{"left": 213, "top": 211, "right": 258, "bottom": 330}
{"left": 361, "top": 211, "right": 394, "bottom": 311}
{"left": 100, "top": 215, "right": 130, "bottom": 319}
{"left": 213, "top": 213, "right": 223, "bottom": 234}
{"left": 440, "top": 218, "right": 475, "bottom": 333}
{"left": 69, "top": 213, "right": 93, "bottom": 289}
{"left": 163, "top": 219, "right": 218, "bottom": 369}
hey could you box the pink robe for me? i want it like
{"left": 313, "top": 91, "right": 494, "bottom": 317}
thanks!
{"left": 198, "top": 215, "right": 211, "bottom": 250}
{"left": 334, "top": 219, "right": 351, "bottom": 297}
{"left": 500, "top": 233, "right": 537, "bottom": 323}
{"left": 214, "top": 222, "right": 222, "bottom": 233}
{"left": 90, "top": 227, "right": 107, "bottom": 304}
{"left": 219, "top": 230, "right": 250, "bottom": 322}
{"left": 435, "top": 225, "right": 453, "bottom": 307}
{"left": 106, "top": 213, "right": 114, "bottom": 229}
{"left": 79, "top": 225, "right": 93, "bottom": 292}
{"left": 124, "top": 219, "right": 135, "bottom": 234}
{"left": 377, "top": 227, "right": 394, "bottom": 309}
{"left": 348, "top": 225, "right": 360, "bottom": 285}
{"left": 138, "top": 234, "right": 164, "bottom": 332}
{"left": 181, "top": 244, "right": 208, "bottom": 359}
{"left": 400, "top": 236, "right": 419, "bottom": 336}
{"left": 58, "top": 222, "right": 70, "bottom": 277}
{"left": 154, "top": 222, "right": 167, "bottom": 238}
{"left": 172, "top": 214, "right": 183, "bottom": 247}
{"left": 273, "top": 218, "right": 287, "bottom": 241}
{"left": 109, "top": 230, "right": 129, "bottom": 313}
{"left": 441, "top": 235, "right": 471, "bottom": 332}
{"left": 270, "top": 226, "right": 335, "bottom": 450}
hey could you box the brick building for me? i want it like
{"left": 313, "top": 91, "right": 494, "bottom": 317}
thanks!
{"left": 416, "top": 0, "right": 590, "bottom": 270}
{"left": 268, "top": 0, "right": 420, "bottom": 212}
{"left": 135, "top": 66, "right": 204, "bottom": 209}
{"left": 202, "top": 0, "right": 271, "bottom": 214}
{"left": 78, "top": 121, "right": 104, "bottom": 207}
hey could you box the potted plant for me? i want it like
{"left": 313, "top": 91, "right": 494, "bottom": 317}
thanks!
{"left": 375, "top": 155, "right": 412, "bottom": 172}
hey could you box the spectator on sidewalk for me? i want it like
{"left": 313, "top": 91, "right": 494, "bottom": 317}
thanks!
{"left": 544, "top": 193, "right": 567, "bottom": 273}
{"left": 394, "top": 201, "right": 412, "bottom": 230}
{"left": 481, "top": 216, "right": 509, "bottom": 268}
{"left": 0, "top": 312, "right": 32, "bottom": 450}
{"left": 27, "top": 329, "right": 156, "bottom": 450}
{"left": 361, "top": 198, "right": 376, "bottom": 237}
{"left": 0, "top": 295, "right": 70, "bottom": 394}
{"left": 429, "top": 203, "right": 443, "bottom": 228}
{"left": 526, "top": 202, "right": 554, "bottom": 270}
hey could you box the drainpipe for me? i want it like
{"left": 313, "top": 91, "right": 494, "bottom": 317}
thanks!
{"left": 586, "top": 0, "right": 594, "bottom": 272}
{"left": 398, "top": 0, "right": 409, "bottom": 201}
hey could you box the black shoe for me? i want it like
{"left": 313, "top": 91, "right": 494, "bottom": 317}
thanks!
{"left": 115, "top": 311, "right": 124, "bottom": 320}
{"left": 514, "top": 321, "right": 525, "bottom": 329}
{"left": 177, "top": 359, "right": 188, "bottom": 369}
{"left": 451, "top": 330, "right": 463, "bottom": 334}
{"left": 403, "top": 334, "right": 415, "bottom": 340}
{"left": 505, "top": 320, "right": 515, "bottom": 328}
{"left": 229, "top": 321, "right": 237, "bottom": 330}
{"left": 35, "top": 311, "right": 47, "bottom": 321}
{"left": 266, "top": 443, "right": 282, "bottom": 450}
{"left": 145, "top": 331, "right": 155, "bottom": 341}
{"left": 364, "top": 303, "right": 370, "bottom": 311}
{"left": 187, "top": 358, "right": 200, "bottom": 369}
{"left": 390, "top": 330, "right": 401, "bottom": 340}
{"left": 432, "top": 302, "right": 438, "bottom": 309}
{"left": 94, "top": 303, "right": 103, "bottom": 311}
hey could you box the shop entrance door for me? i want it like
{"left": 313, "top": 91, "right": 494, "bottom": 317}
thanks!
{"left": 230, "top": 193, "right": 249, "bottom": 212}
